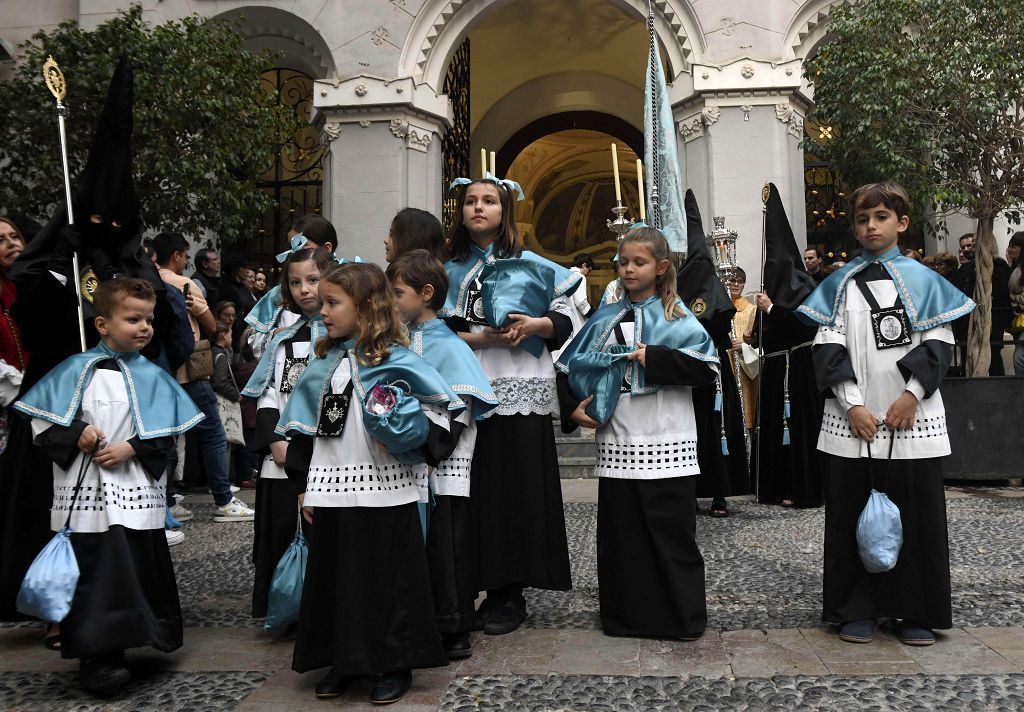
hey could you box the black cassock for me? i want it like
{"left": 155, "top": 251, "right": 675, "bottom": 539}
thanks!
{"left": 751, "top": 305, "right": 824, "bottom": 507}
{"left": 692, "top": 314, "right": 750, "bottom": 499}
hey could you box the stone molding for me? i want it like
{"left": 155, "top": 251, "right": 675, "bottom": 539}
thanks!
{"left": 775, "top": 104, "right": 805, "bottom": 139}
{"left": 314, "top": 74, "right": 450, "bottom": 128}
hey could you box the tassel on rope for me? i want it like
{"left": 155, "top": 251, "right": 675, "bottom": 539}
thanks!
{"left": 782, "top": 351, "right": 791, "bottom": 446}
{"left": 716, "top": 372, "right": 728, "bottom": 454}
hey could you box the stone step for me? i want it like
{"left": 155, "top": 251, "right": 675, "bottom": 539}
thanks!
{"left": 558, "top": 455, "right": 596, "bottom": 479}
{"left": 555, "top": 435, "right": 596, "bottom": 459}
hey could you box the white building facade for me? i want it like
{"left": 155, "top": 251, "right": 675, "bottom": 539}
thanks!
{"left": 2, "top": 0, "right": 935, "bottom": 289}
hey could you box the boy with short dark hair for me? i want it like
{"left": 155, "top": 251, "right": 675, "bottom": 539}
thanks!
{"left": 797, "top": 182, "right": 975, "bottom": 647}
{"left": 386, "top": 250, "right": 497, "bottom": 660}
{"left": 14, "top": 278, "right": 204, "bottom": 693}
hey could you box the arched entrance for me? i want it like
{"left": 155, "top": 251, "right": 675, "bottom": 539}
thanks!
{"left": 422, "top": 0, "right": 700, "bottom": 283}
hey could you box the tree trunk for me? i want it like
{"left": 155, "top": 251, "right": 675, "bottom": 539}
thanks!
{"left": 966, "top": 215, "right": 996, "bottom": 377}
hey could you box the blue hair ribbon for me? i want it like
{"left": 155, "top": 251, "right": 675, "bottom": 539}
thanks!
{"left": 448, "top": 172, "right": 525, "bottom": 202}
{"left": 275, "top": 233, "right": 308, "bottom": 263}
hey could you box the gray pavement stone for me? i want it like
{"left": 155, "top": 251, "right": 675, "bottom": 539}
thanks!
{"left": 438, "top": 673, "right": 1024, "bottom": 711}
{"left": 170, "top": 493, "right": 1024, "bottom": 632}
{"left": 0, "top": 670, "right": 269, "bottom": 711}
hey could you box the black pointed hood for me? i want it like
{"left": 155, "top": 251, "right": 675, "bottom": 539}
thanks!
{"left": 763, "top": 182, "right": 817, "bottom": 311}
{"left": 74, "top": 55, "right": 140, "bottom": 238}
{"left": 676, "top": 189, "right": 735, "bottom": 344}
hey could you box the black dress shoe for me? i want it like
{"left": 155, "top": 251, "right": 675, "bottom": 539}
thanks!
{"left": 79, "top": 659, "right": 131, "bottom": 696}
{"left": 483, "top": 598, "right": 527, "bottom": 635}
{"left": 442, "top": 632, "right": 473, "bottom": 660}
{"left": 315, "top": 669, "right": 351, "bottom": 699}
{"left": 470, "top": 598, "right": 497, "bottom": 632}
{"left": 371, "top": 669, "right": 412, "bottom": 705}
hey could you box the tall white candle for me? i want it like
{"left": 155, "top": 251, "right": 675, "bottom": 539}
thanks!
{"left": 611, "top": 143, "right": 622, "bottom": 202}
{"left": 490, "top": 151, "right": 496, "bottom": 177}
{"left": 636, "top": 159, "right": 646, "bottom": 221}
{"left": 481, "top": 148, "right": 487, "bottom": 178}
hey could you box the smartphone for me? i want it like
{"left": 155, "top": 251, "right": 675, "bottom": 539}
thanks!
{"left": 183, "top": 283, "right": 190, "bottom": 298}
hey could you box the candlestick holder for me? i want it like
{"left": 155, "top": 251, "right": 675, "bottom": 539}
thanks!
{"left": 607, "top": 202, "right": 632, "bottom": 240}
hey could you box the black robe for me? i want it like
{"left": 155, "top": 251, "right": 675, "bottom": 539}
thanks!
{"left": 751, "top": 305, "right": 824, "bottom": 507}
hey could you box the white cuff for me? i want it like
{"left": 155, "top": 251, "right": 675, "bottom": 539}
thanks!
{"left": 833, "top": 378, "right": 864, "bottom": 412}
{"left": 905, "top": 377, "right": 927, "bottom": 401}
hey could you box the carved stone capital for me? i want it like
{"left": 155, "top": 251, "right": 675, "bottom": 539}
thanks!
{"left": 405, "top": 123, "right": 433, "bottom": 152}
{"left": 775, "top": 103, "right": 804, "bottom": 139}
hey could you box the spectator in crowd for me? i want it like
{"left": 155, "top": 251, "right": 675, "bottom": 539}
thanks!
{"left": 0, "top": 217, "right": 26, "bottom": 456}
{"left": 153, "top": 232, "right": 254, "bottom": 522}
{"left": 383, "top": 207, "right": 447, "bottom": 263}
{"left": 1006, "top": 232, "right": 1024, "bottom": 376}
{"left": 213, "top": 301, "right": 237, "bottom": 331}
{"left": 902, "top": 247, "right": 923, "bottom": 262}
{"left": 803, "top": 247, "right": 825, "bottom": 282}
{"left": 253, "top": 269, "right": 268, "bottom": 298}
{"left": 950, "top": 233, "right": 1011, "bottom": 375}
{"left": 928, "top": 251, "right": 958, "bottom": 280}
{"left": 220, "top": 257, "right": 258, "bottom": 340}
{"left": 957, "top": 233, "right": 975, "bottom": 266}
{"left": 191, "top": 248, "right": 221, "bottom": 305}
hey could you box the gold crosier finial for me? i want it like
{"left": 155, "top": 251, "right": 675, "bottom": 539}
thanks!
{"left": 761, "top": 182, "right": 771, "bottom": 205}
{"left": 43, "top": 55, "right": 67, "bottom": 102}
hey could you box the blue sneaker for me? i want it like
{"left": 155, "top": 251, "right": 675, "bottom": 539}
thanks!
{"left": 898, "top": 621, "right": 935, "bottom": 646}
{"left": 838, "top": 619, "right": 876, "bottom": 643}
{"left": 165, "top": 507, "right": 183, "bottom": 530}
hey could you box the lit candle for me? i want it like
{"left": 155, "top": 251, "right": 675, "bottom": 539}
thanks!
{"left": 636, "top": 159, "right": 646, "bottom": 221}
{"left": 611, "top": 143, "right": 622, "bottom": 202}
{"left": 490, "top": 151, "right": 496, "bottom": 177}
{"left": 481, "top": 148, "right": 487, "bottom": 178}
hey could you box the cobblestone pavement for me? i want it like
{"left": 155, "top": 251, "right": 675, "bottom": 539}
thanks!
{"left": 2, "top": 485, "right": 1023, "bottom": 711}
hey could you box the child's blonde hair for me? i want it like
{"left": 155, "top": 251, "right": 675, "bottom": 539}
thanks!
{"left": 618, "top": 226, "right": 685, "bottom": 320}
{"left": 314, "top": 262, "right": 409, "bottom": 364}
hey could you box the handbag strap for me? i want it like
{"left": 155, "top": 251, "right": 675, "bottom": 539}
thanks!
{"left": 63, "top": 439, "right": 101, "bottom": 530}
{"left": 865, "top": 425, "right": 896, "bottom": 493}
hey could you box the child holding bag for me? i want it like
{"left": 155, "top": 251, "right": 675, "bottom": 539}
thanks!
{"left": 13, "top": 279, "right": 202, "bottom": 694}
{"left": 797, "top": 182, "right": 976, "bottom": 646}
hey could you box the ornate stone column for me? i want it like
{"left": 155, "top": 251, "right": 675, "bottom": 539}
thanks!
{"left": 673, "top": 58, "right": 809, "bottom": 281}
{"left": 314, "top": 75, "right": 450, "bottom": 263}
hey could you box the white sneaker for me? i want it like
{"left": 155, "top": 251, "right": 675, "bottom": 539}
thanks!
{"left": 165, "top": 529, "right": 185, "bottom": 547}
{"left": 230, "top": 485, "right": 240, "bottom": 493}
{"left": 214, "top": 497, "right": 255, "bottom": 522}
{"left": 170, "top": 504, "right": 194, "bottom": 522}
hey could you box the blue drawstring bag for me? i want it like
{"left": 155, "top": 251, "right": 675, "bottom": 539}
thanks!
{"left": 481, "top": 259, "right": 556, "bottom": 358}
{"left": 265, "top": 519, "right": 308, "bottom": 633}
{"left": 362, "top": 382, "right": 430, "bottom": 459}
{"left": 855, "top": 435, "right": 903, "bottom": 573}
{"left": 566, "top": 345, "right": 634, "bottom": 424}
{"left": 16, "top": 527, "right": 80, "bottom": 623}
{"left": 17, "top": 441, "right": 99, "bottom": 622}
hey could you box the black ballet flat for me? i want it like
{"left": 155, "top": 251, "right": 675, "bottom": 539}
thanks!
{"left": 314, "top": 669, "right": 351, "bottom": 699}
{"left": 79, "top": 658, "right": 130, "bottom": 696}
{"left": 371, "top": 669, "right": 411, "bottom": 705}
{"left": 710, "top": 498, "right": 728, "bottom": 518}
{"left": 443, "top": 632, "right": 473, "bottom": 660}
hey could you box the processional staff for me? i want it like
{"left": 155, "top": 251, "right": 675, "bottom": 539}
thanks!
{"left": 707, "top": 216, "right": 752, "bottom": 465}
{"left": 754, "top": 182, "right": 770, "bottom": 498}
{"left": 42, "top": 55, "right": 87, "bottom": 352}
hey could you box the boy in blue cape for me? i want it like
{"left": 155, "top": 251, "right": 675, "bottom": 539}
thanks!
{"left": 796, "top": 182, "right": 975, "bottom": 647}
{"left": 14, "top": 279, "right": 203, "bottom": 694}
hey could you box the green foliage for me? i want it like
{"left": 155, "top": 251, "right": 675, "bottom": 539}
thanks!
{"left": 804, "top": 0, "right": 1024, "bottom": 226}
{"left": 0, "top": 4, "right": 304, "bottom": 242}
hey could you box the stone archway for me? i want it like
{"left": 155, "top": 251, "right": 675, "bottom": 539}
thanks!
{"left": 400, "top": 0, "right": 705, "bottom": 93}
{"left": 215, "top": 5, "right": 336, "bottom": 79}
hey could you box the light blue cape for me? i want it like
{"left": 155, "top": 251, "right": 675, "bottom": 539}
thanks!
{"left": 555, "top": 294, "right": 718, "bottom": 395}
{"left": 242, "top": 314, "right": 326, "bottom": 398}
{"left": 244, "top": 284, "right": 285, "bottom": 334}
{"left": 439, "top": 242, "right": 581, "bottom": 319}
{"left": 796, "top": 246, "right": 976, "bottom": 331}
{"left": 276, "top": 340, "right": 465, "bottom": 436}
{"left": 14, "top": 342, "right": 204, "bottom": 438}
{"left": 408, "top": 318, "right": 497, "bottom": 419}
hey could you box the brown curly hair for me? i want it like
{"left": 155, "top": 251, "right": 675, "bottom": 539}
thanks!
{"left": 314, "top": 262, "right": 408, "bottom": 364}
